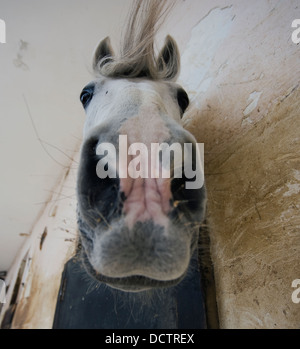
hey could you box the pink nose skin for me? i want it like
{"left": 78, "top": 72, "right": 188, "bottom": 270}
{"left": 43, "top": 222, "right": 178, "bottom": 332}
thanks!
{"left": 117, "top": 106, "right": 174, "bottom": 228}
{"left": 120, "top": 175, "right": 172, "bottom": 230}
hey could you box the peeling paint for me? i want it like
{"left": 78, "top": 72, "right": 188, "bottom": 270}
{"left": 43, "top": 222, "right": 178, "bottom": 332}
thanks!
{"left": 208, "top": 86, "right": 300, "bottom": 328}
{"left": 283, "top": 183, "right": 300, "bottom": 197}
{"left": 39, "top": 227, "right": 47, "bottom": 250}
{"left": 1, "top": 154, "right": 78, "bottom": 329}
{"left": 292, "top": 169, "right": 300, "bottom": 181}
{"left": 243, "top": 91, "right": 263, "bottom": 116}
{"left": 283, "top": 170, "right": 300, "bottom": 197}
{"left": 13, "top": 40, "right": 30, "bottom": 71}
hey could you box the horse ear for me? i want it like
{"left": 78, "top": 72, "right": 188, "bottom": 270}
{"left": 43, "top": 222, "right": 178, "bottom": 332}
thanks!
{"left": 93, "top": 36, "right": 114, "bottom": 71}
{"left": 157, "top": 35, "right": 180, "bottom": 80}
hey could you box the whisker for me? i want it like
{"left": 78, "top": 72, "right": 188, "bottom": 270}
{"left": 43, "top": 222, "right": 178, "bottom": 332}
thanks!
{"left": 33, "top": 194, "right": 76, "bottom": 206}
{"left": 94, "top": 206, "right": 112, "bottom": 229}
{"left": 69, "top": 133, "right": 83, "bottom": 142}
{"left": 39, "top": 139, "right": 79, "bottom": 164}
{"left": 23, "top": 94, "right": 74, "bottom": 169}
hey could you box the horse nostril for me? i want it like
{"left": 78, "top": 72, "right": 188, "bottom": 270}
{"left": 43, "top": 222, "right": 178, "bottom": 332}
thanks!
{"left": 84, "top": 137, "right": 98, "bottom": 157}
{"left": 170, "top": 166, "right": 204, "bottom": 213}
{"left": 120, "top": 191, "right": 127, "bottom": 202}
{"left": 78, "top": 136, "right": 123, "bottom": 226}
{"left": 171, "top": 175, "right": 186, "bottom": 201}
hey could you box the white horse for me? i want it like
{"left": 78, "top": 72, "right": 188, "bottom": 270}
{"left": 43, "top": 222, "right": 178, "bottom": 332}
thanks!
{"left": 77, "top": 0, "right": 206, "bottom": 292}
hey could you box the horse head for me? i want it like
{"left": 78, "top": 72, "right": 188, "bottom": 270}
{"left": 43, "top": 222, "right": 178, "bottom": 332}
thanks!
{"left": 77, "top": 1, "right": 206, "bottom": 292}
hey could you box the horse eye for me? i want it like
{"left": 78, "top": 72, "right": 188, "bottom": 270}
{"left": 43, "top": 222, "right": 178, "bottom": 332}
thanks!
{"left": 177, "top": 88, "right": 189, "bottom": 115}
{"left": 80, "top": 84, "right": 95, "bottom": 109}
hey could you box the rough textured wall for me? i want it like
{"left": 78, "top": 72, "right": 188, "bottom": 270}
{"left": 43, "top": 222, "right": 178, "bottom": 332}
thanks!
{"left": 179, "top": 0, "right": 300, "bottom": 328}
{"left": 3, "top": 160, "right": 78, "bottom": 329}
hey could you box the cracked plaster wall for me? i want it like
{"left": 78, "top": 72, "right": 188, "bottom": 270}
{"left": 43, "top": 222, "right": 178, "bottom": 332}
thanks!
{"left": 178, "top": 1, "right": 300, "bottom": 328}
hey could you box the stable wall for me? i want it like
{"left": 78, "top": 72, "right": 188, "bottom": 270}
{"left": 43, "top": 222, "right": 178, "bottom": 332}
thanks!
{"left": 178, "top": 0, "right": 300, "bottom": 328}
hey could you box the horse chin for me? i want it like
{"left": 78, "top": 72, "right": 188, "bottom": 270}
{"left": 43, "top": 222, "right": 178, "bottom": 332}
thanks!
{"left": 81, "top": 248, "right": 186, "bottom": 292}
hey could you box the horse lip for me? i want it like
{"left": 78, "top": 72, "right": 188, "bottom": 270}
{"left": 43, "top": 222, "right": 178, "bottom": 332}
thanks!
{"left": 98, "top": 273, "right": 185, "bottom": 292}
{"left": 81, "top": 248, "right": 186, "bottom": 291}
{"left": 105, "top": 275, "right": 185, "bottom": 292}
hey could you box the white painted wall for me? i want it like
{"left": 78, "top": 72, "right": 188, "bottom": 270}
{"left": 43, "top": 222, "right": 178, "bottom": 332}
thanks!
{"left": 0, "top": 0, "right": 134, "bottom": 271}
